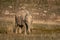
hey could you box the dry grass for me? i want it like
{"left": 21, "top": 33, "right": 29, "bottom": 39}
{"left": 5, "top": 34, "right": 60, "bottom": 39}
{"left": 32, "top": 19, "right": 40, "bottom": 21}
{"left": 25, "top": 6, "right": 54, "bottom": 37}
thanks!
{"left": 0, "top": 18, "right": 60, "bottom": 40}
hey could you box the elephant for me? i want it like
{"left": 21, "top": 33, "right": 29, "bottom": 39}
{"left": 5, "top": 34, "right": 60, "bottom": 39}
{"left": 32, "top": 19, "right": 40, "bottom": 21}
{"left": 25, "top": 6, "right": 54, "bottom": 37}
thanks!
{"left": 15, "top": 9, "right": 33, "bottom": 35}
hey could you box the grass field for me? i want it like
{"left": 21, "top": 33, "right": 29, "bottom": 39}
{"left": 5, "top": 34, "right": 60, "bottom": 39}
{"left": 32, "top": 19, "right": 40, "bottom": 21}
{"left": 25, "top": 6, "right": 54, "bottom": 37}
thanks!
{"left": 0, "top": 20, "right": 60, "bottom": 40}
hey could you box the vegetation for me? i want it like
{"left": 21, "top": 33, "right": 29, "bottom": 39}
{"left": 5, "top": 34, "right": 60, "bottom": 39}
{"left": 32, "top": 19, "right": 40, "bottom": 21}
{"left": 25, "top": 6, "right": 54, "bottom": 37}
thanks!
{"left": 0, "top": 0, "right": 60, "bottom": 13}
{"left": 0, "top": 20, "right": 14, "bottom": 33}
{"left": 0, "top": 0, "right": 60, "bottom": 40}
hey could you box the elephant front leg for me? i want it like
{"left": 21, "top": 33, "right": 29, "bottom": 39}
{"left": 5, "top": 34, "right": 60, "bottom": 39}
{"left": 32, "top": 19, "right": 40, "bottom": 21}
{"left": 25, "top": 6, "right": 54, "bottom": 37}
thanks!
{"left": 27, "top": 23, "right": 31, "bottom": 34}
{"left": 15, "top": 27, "right": 19, "bottom": 34}
{"left": 18, "top": 27, "right": 22, "bottom": 34}
{"left": 23, "top": 23, "right": 27, "bottom": 35}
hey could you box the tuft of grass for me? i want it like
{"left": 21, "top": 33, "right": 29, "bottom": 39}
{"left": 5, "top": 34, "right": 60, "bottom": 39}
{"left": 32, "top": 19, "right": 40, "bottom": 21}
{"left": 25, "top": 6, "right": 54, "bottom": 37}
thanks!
{"left": 32, "top": 23, "right": 60, "bottom": 30}
{"left": 31, "top": 23, "right": 60, "bottom": 35}
{"left": 0, "top": 20, "right": 15, "bottom": 33}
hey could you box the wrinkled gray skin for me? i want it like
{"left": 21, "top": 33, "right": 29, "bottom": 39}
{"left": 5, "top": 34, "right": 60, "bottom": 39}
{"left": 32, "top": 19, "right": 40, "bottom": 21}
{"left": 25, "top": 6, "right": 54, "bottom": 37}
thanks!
{"left": 15, "top": 9, "right": 32, "bottom": 35}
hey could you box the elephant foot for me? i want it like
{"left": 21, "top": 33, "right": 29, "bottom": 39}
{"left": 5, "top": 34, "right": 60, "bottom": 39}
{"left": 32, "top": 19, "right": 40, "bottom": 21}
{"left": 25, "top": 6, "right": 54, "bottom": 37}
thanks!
{"left": 28, "top": 29, "right": 31, "bottom": 34}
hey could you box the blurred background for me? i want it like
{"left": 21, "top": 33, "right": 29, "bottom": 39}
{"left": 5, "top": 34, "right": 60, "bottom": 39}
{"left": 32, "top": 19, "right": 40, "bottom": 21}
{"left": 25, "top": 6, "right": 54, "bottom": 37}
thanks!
{"left": 0, "top": 0, "right": 60, "bottom": 40}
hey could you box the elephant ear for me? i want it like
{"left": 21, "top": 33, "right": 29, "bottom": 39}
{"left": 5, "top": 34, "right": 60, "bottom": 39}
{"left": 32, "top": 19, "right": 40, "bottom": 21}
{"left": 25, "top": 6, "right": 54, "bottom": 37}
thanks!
{"left": 26, "top": 14, "right": 33, "bottom": 23}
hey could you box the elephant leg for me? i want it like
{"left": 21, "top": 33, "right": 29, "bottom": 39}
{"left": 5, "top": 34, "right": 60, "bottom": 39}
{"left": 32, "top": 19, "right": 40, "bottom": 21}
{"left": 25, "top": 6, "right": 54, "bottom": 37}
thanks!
{"left": 16, "top": 27, "right": 19, "bottom": 34}
{"left": 18, "top": 27, "right": 22, "bottom": 34}
{"left": 23, "top": 23, "right": 27, "bottom": 35}
{"left": 27, "top": 23, "right": 31, "bottom": 33}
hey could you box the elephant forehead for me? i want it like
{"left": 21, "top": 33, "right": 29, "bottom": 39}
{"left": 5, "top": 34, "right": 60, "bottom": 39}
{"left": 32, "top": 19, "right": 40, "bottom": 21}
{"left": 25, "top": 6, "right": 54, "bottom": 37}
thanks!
{"left": 18, "top": 10, "right": 26, "bottom": 13}
{"left": 16, "top": 14, "right": 21, "bottom": 17}
{"left": 16, "top": 11, "right": 26, "bottom": 16}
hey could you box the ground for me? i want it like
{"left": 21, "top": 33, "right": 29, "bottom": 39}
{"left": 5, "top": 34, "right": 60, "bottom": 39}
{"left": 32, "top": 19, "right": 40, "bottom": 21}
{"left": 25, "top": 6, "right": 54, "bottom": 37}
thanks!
{"left": 0, "top": 23, "right": 60, "bottom": 40}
